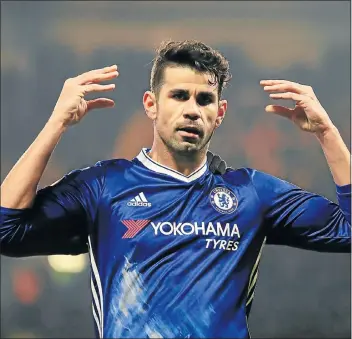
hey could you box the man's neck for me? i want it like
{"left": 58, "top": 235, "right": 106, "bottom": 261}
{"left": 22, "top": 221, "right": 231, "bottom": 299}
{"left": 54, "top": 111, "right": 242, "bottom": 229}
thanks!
{"left": 148, "top": 142, "right": 207, "bottom": 177}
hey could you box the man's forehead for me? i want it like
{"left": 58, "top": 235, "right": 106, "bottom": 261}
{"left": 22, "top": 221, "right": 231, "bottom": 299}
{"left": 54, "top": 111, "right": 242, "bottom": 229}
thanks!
{"left": 162, "top": 67, "right": 218, "bottom": 93}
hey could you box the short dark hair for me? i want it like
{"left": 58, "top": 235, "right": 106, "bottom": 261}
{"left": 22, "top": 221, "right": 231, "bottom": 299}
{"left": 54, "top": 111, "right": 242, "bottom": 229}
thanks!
{"left": 150, "top": 40, "right": 232, "bottom": 98}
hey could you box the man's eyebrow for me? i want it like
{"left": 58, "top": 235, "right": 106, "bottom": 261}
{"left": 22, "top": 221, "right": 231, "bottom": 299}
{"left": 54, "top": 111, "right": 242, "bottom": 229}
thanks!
{"left": 198, "top": 91, "right": 216, "bottom": 100}
{"left": 169, "top": 88, "right": 189, "bottom": 94}
{"left": 168, "top": 89, "right": 215, "bottom": 97}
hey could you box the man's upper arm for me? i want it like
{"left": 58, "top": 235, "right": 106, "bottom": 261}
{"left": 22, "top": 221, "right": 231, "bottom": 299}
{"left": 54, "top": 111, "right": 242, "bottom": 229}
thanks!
{"left": 0, "top": 163, "right": 105, "bottom": 257}
{"left": 249, "top": 169, "right": 351, "bottom": 253}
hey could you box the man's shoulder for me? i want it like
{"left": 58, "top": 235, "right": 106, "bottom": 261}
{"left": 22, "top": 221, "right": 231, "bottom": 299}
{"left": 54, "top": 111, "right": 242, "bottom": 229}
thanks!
{"left": 95, "top": 158, "right": 134, "bottom": 171}
{"left": 222, "top": 166, "right": 296, "bottom": 191}
{"left": 220, "top": 166, "right": 278, "bottom": 186}
{"left": 58, "top": 158, "right": 134, "bottom": 183}
{"left": 221, "top": 166, "right": 256, "bottom": 180}
{"left": 223, "top": 166, "right": 276, "bottom": 178}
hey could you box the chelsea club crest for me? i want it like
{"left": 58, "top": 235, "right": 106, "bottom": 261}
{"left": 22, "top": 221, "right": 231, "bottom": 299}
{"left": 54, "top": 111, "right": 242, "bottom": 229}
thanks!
{"left": 210, "top": 187, "right": 238, "bottom": 214}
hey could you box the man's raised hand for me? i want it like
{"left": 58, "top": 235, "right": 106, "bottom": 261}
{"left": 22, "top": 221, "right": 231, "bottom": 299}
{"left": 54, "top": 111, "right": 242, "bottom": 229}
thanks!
{"left": 260, "top": 80, "right": 334, "bottom": 136}
{"left": 50, "top": 65, "right": 118, "bottom": 128}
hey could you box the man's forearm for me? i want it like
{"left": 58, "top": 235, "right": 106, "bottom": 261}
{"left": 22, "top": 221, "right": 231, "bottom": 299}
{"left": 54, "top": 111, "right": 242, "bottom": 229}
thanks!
{"left": 316, "top": 126, "right": 351, "bottom": 186}
{"left": 0, "top": 119, "right": 67, "bottom": 209}
{"left": 1, "top": 65, "right": 117, "bottom": 210}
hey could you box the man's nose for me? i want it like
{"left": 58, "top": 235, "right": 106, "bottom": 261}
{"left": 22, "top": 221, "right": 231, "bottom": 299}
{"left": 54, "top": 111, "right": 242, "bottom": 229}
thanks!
{"left": 183, "top": 101, "right": 201, "bottom": 121}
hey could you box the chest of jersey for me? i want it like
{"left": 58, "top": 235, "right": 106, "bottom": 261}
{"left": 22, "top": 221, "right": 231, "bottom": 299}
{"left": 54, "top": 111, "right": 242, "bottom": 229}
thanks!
{"left": 94, "top": 165, "right": 264, "bottom": 339}
{"left": 99, "top": 172, "right": 262, "bottom": 265}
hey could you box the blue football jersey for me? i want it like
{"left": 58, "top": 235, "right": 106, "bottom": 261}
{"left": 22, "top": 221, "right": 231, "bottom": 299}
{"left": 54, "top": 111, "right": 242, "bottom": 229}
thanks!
{"left": 1, "top": 148, "right": 351, "bottom": 338}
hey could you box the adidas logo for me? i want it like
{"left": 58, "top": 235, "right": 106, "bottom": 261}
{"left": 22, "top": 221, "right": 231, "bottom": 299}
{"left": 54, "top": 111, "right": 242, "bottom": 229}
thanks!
{"left": 127, "top": 192, "right": 152, "bottom": 207}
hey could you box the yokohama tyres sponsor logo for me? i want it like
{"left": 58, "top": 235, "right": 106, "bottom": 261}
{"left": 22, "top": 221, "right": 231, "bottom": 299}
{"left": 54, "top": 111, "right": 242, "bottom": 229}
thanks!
{"left": 121, "top": 221, "right": 241, "bottom": 252}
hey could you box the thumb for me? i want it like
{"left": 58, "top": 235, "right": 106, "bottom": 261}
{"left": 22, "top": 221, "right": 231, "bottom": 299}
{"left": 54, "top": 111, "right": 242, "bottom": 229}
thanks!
{"left": 265, "top": 105, "right": 293, "bottom": 119}
{"left": 87, "top": 98, "right": 115, "bottom": 111}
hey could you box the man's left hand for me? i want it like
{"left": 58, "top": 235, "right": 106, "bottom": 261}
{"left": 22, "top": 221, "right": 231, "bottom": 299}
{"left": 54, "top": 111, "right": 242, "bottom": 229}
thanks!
{"left": 260, "top": 80, "right": 335, "bottom": 135}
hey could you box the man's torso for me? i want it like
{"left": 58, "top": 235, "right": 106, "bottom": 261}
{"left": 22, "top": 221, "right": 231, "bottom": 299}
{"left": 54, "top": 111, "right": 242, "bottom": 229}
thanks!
{"left": 89, "top": 150, "right": 266, "bottom": 338}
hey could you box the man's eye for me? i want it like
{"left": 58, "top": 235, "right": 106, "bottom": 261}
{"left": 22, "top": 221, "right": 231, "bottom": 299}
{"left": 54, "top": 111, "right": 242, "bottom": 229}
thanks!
{"left": 173, "top": 93, "right": 188, "bottom": 100}
{"left": 197, "top": 95, "right": 213, "bottom": 106}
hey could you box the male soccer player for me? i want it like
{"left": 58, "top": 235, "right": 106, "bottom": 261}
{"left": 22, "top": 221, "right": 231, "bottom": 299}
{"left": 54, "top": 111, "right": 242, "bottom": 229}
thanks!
{"left": 1, "top": 40, "right": 351, "bottom": 338}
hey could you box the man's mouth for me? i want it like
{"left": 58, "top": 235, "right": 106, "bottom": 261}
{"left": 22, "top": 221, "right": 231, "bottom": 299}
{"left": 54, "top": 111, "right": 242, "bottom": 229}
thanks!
{"left": 176, "top": 126, "right": 203, "bottom": 138}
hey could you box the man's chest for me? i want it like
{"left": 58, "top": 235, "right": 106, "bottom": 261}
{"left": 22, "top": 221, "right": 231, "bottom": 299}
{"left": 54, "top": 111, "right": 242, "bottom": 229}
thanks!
{"left": 97, "top": 180, "right": 262, "bottom": 258}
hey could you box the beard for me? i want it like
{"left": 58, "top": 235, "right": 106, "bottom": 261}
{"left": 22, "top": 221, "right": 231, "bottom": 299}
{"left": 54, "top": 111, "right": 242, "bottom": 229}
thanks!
{"left": 153, "top": 101, "right": 217, "bottom": 157}
{"left": 157, "top": 124, "right": 216, "bottom": 156}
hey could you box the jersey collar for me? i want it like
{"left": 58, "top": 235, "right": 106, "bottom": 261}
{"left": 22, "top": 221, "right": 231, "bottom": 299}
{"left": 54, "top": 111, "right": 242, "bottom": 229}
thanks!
{"left": 136, "top": 148, "right": 208, "bottom": 183}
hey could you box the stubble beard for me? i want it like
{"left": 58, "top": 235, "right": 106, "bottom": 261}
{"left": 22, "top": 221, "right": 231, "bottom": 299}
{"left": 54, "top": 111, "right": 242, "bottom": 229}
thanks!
{"left": 158, "top": 125, "right": 215, "bottom": 158}
{"left": 154, "top": 102, "right": 216, "bottom": 158}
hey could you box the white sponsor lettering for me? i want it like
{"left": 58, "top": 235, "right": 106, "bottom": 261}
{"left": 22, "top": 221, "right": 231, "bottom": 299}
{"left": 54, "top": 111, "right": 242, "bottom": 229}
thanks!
{"left": 150, "top": 221, "right": 241, "bottom": 251}
{"left": 231, "top": 225, "right": 241, "bottom": 238}
{"left": 150, "top": 222, "right": 160, "bottom": 234}
{"left": 218, "top": 223, "right": 230, "bottom": 236}
{"left": 205, "top": 238, "right": 212, "bottom": 248}
{"left": 181, "top": 223, "right": 194, "bottom": 235}
{"left": 174, "top": 222, "right": 183, "bottom": 235}
{"left": 206, "top": 239, "right": 240, "bottom": 251}
{"left": 213, "top": 239, "right": 221, "bottom": 249}
{"left": 150, "top": 221, "right": 240, "bottom": 237}
{"left": 160, "top": 222, "right": 173, "bottom": 235}
{"left": 195, "top": 223, "right": 205, "bottom": 234}
{"left": 219, "top": 240, "right": 227, "bottom": 250}
{"left": 206, "top": 222, "right": 217, "bottom": 236}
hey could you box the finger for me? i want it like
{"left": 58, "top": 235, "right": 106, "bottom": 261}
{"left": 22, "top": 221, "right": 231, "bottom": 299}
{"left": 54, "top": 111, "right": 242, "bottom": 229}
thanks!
{"left": 265, "top": 105, "right": 293, "bottom": 119}
{"left": 260, "top": 80, "right": 298, "bottom": 86}
{"left": 261, "top": 80, "right": 316, "bottom": 97}
{"left": 269, "top": 92, "right": 305, "bottom": 101}
{"left": 77, "top": 65, "right": 118, "bottom": 84}
{"left": 83, "top": 83, "right": 115, "bottom": 94}
{"left": 87, "top": 98, "right": 115, "bottom": 111}
{"left": 84, "top": 71, "right": 119, "bottom": 85}
{"left": 263, "top": 83, "right": 303, "bottom": 95}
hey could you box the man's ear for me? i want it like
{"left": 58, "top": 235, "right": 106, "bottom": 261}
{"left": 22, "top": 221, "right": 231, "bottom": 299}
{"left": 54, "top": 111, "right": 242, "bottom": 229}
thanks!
{"left": 215, "top": 99, "right": 227, "bottom": 128}
{"left": 143, "top": 91, "right": 157, "bottom": 121}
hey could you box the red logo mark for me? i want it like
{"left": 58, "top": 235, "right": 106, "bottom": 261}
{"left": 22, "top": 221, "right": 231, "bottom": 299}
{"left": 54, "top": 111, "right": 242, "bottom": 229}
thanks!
{"left": 121, "top": 220, "right": 150, "bottom": 239}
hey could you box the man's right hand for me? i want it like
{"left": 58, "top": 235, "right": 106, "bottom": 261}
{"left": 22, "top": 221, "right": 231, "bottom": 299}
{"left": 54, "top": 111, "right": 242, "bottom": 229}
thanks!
{"left": 49, "top": 65, "right": 118, "bottom": 128}
{"left": 1, "top": 65, "right": 118, "bottom": 209}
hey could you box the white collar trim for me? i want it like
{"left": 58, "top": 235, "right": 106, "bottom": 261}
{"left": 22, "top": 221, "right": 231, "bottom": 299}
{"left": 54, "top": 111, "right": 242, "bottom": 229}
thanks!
{"left": 136, "top": 148, "right": 207, "bottom": 183}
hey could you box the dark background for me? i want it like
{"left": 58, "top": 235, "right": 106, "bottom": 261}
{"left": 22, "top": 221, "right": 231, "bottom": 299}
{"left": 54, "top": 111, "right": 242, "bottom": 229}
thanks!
{"left": 1, "top": 1, "right": 350, "bottom": 338}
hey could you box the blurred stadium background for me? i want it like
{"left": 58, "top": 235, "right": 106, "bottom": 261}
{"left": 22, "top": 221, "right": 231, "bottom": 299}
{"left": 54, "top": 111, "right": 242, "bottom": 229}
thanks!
{"left": 1, "top": 1, "right": 351, "bottom": 338}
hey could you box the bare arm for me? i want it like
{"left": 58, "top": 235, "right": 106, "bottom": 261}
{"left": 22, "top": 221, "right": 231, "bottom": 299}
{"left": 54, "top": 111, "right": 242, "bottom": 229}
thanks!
{"left": 261, "top": 79, "right": 351, "bottom": 187}
{"left": 1, "top": 65, "right": 117, "bottom": 257}
{"left": 1, "top": 121, "right": 66, "bottom": 209}
{"left": 1, "top": 65, "right": 118, "bottom": 209}
{"left": 316, "top": 126, "right": 351, "bottom": 186}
